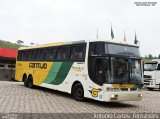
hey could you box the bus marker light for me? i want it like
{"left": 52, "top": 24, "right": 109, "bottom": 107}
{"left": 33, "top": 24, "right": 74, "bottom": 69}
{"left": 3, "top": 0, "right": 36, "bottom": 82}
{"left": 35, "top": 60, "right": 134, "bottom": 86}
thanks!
{"left": 111, "top": 94, "right": 118, "bottom": 98}
{"left": 110, "top": 97, "right": 117, "bottom": 101}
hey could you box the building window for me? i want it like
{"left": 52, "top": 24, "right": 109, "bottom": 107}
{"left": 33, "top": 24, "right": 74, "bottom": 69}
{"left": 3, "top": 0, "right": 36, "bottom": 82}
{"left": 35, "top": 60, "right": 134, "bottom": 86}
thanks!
{"left": 0, "top": 64, "right": 4, "bottom": 67}
{"left": 8, "top": 65, "right": 15, "bottom": 68}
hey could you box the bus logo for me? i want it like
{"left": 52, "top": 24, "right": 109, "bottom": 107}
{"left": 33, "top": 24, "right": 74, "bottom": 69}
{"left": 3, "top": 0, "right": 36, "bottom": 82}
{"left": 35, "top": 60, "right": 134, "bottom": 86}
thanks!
{"left": 29, "top": 63, "right": 47, "bottom": 69}
{"left": 89, "top": 88, "right": 102, "bottom": 97}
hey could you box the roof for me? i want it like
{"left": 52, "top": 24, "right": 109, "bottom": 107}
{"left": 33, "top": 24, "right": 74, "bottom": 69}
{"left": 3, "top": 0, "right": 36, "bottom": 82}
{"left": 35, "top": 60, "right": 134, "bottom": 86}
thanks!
{"left": 19, "top": 39, "right": 138, "bottom": 50}
{"left": 0, "top": 48, "right": 18, "bottom": 59}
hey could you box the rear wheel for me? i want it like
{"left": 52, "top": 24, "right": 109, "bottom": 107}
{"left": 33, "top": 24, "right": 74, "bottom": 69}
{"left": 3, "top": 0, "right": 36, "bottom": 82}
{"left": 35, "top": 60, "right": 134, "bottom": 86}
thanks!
{"left": 23, "top": 75, "right": 28, "bottom": 87}
{"left": 72, "top": 83, "right": 85, "bottom": 101}
{"left": 28, "top": 76, "right": 34, "bottom": 89}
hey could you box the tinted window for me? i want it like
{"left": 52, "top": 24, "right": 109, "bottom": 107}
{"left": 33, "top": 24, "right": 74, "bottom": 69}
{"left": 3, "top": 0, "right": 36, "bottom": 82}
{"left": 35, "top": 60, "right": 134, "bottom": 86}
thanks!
{"left": 70, "top": 44, "right": 86, "bottom": 61}
{"left": 105, "top": 43, "right": 140, "bottom": 57}
{"left": 89, "top": 42, "right": 104, "bottom": 55}
{"left": 45, "top": 48, "right": 56, "bottom": 61}
{"left": 21, "top": 50, "right": 28, "bottom": 61}
{"left": 17, "top": 51, "right": 21, "bottom": 61}
{"left": 35, "top": 49, "right": 45, "bottom": 61}
{"left": 56, "top": 47, "right": 70, "bottom": 60}
{"left": 27, "top": 50, "right": 36, "bottom": 61}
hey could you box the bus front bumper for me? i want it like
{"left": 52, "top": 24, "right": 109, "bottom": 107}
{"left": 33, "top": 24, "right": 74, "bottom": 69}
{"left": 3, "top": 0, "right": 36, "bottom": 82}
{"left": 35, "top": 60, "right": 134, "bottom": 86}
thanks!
{"left": 104, "top": 91, "right": 143, "bottom": 102}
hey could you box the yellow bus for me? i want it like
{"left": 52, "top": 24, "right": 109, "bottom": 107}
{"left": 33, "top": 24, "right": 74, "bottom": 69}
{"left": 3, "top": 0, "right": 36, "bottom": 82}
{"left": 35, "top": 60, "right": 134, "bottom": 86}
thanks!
{"left": 15, "top": 39, "right": 143, "bottom": 102}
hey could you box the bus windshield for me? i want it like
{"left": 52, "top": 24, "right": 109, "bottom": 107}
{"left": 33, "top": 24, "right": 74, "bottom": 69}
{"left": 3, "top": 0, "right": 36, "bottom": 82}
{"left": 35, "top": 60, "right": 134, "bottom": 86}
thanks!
{"left": 144, "top": 63, "right": 157, "bottom": 71}
{"left": 105, "top": 57, "right": 142, "bottom": 84}
{"left": 88, "top": 42, "right": 142, "bottom": 85}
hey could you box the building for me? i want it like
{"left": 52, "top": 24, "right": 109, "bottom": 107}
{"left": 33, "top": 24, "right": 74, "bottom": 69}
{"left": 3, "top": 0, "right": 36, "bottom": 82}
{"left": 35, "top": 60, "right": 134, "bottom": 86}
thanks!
{"left": 0, "top": 48, "right": 17, "bottom": 81}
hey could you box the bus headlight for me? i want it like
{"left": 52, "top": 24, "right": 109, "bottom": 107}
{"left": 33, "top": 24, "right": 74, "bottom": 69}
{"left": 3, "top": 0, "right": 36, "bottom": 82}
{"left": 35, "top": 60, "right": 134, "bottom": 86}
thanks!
{"left": 111, "top": 95, "right": 115, "bottom": 98}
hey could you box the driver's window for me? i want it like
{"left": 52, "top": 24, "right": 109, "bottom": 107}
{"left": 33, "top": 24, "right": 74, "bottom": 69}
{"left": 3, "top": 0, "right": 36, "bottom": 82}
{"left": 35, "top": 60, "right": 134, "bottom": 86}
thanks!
{"left": 157, "top": 64, "right": 160, "bottom": 70}
{"left": 95, "top": 59, "right": 104, "bottom": 85}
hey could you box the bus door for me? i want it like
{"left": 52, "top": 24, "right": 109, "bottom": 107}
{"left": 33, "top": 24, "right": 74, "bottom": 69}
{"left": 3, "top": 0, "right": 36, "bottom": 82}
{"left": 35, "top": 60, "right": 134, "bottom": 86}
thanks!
{"left": 88, "top": 57, "right": 108, "bottom": 90}
{"left": 95, "top": 58, "right": 108, "bottom": 86}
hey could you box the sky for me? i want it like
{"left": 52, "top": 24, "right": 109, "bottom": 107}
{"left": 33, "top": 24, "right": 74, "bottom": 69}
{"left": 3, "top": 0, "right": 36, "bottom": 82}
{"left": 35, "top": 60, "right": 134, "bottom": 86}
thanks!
{"left": 0, "top": 0, "right": 159, "bottom": 57}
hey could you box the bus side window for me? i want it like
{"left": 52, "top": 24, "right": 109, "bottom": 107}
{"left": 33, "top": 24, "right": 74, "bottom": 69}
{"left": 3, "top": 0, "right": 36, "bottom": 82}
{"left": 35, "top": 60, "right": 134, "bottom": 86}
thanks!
{"left": 17, "top": 51, "right": 22, "bottom": 61}
{"left": 157, "top": 64, "right": 160, "bottom": 70}
{"left": 27, "top": 50, "right": 36, "bottom": 61}
{"left": 89, "top": 42, "right": 104, "bottom": 55}
{"left": 45, "top": 48, "right": 56, "bottom": 61}
{"left": 70, "top": 44, "right": 86, "bottom": 61}
{"left": 56, "top": 46, "right": 70, "bottom": 61}
{"left": 21, "top": 50, "right": 28, "bottom": 61}
{"left": 36, "top": 49, "right": 45, "bottom": 61}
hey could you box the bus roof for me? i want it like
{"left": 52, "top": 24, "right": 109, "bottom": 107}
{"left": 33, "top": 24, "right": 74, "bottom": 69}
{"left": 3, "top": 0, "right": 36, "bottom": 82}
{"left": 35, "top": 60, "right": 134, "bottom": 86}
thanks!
{"left": 18, "top": 39, "right": 139, "bottom": 50}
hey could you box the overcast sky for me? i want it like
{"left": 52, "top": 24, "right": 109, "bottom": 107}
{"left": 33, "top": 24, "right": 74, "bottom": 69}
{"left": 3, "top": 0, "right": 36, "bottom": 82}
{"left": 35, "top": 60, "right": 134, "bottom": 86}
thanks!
{"left": 0, "top": 0, "right": 159, "bottom": 56}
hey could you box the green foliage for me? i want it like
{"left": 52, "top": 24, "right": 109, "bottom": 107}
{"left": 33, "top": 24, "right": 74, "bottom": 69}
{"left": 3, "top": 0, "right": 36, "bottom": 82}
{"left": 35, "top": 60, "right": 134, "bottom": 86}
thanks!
{"left": 0, "top": 39, "right": 23, "bottom": 49}
{"left": 144, "top": 54, "right": 160, "bottom": 60}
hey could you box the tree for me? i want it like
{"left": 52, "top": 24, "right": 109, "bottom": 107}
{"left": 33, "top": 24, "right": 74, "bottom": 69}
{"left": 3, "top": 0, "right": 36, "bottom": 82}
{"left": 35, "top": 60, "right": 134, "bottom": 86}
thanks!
{"left": 144, "top": 55, "right": 148, "bottom": 59}
{"left": 30, "top": 42, "right": 35, "bottom": 46}
{"left": 148, "top": 54, "right": 153, "bottom": 59}
{"left": 158, "top": 54, "right": 160, "bottom": 59}
{"left": 16, "top": 40, "right": 24, "bottom": 45}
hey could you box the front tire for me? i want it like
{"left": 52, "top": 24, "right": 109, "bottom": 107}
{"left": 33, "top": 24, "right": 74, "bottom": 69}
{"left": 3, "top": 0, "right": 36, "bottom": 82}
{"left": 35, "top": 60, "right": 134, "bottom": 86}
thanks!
{"left": 72, "top": 83, "right": 85, "bottom": 101}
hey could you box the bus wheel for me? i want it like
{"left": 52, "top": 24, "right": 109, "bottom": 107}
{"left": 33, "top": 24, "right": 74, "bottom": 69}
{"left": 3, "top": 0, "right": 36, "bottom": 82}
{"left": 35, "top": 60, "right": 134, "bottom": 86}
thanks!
{"left": 147, "top": 88, "right": 154, "bottom": 91}
{"left": 73, "top": 83, "right": 85, "bottom": 101}
{"left": 23, "top": 76, "right": 28, "bottom": 87}
{"left": 28, "top": 75, "right": 34, "bottom": 89}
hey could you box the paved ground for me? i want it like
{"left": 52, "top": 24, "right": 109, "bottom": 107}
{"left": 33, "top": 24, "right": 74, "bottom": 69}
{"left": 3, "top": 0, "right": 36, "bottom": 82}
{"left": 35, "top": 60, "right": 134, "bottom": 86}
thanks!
{"left": 0, "top": 81, "right": 160, "bottom": 118}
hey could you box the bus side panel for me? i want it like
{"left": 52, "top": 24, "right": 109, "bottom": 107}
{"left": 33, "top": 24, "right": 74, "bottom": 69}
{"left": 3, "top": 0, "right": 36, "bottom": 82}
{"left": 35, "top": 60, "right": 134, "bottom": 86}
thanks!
{"left": 15, "top": 61, "right": 25, "bottom": 81}
{"left": 40, "top": 62, "right": 87, "bottom": 93}
{"left": 15, "top": 61, "right": 53, "bottom": 84}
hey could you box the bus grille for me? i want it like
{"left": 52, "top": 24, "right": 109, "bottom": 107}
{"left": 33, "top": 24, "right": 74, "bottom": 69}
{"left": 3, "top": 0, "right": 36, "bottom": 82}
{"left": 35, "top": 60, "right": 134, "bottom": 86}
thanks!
{"left": 143, "top": 75, "right": 151, "bottom": 78}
